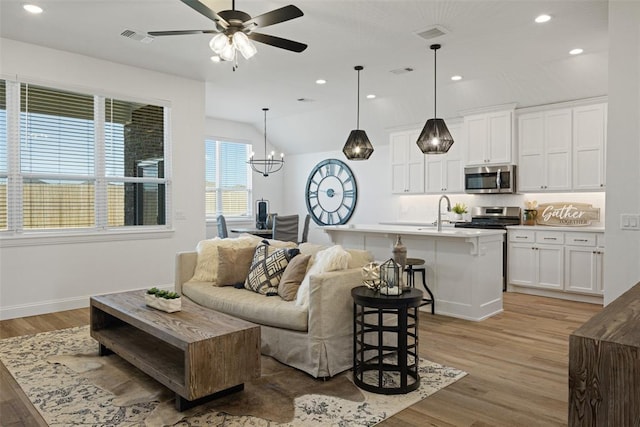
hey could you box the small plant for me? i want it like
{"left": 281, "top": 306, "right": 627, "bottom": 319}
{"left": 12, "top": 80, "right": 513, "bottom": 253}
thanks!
{"left": 451, "top": 203, "right": 467, "bottom": 215}
{"left": 147, "top": 287, "right": 180, "bottom": 299}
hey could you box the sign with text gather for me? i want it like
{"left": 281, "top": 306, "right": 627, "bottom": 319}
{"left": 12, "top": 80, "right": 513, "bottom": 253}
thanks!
{"left": 536, "top": 203, "right": 600, "bottom": 226}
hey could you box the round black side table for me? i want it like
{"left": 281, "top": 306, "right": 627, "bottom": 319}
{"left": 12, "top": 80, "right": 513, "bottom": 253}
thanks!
{"left": 351, "top": 286, "right": 423, "bottom": 394}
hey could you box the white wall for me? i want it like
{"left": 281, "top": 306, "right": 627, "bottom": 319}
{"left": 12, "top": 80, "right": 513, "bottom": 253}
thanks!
{"left": 0, "top": 39, "right": 206, "bottom": 319}
{"left": 204, "top": 117, "right": 285, "bottom": 238}
{"left": 603, "top": 1, "right": 640, "bottom": 304}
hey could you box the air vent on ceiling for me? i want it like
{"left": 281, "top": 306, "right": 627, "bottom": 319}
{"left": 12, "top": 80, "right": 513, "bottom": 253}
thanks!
{"left": 121, "top": 29, "right": 154, "bottom": 44}
{"left": 416, "top": 25, "right": 448, "bottom": 41}
{"left": 390, "top": 67, "right": 414, "bottom": 75}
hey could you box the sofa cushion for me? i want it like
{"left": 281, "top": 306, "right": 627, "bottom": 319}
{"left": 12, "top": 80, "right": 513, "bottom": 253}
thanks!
{"left": 296, "top": 245, "right": 350, "bottom": 307}
{"left": 245, "top": 244, "right": 298, "bottom": 296}
{"left": 278, "top": 254, "right": 311, "bottom": 301}
{"left": 182, "top": 281, "right": 308, "bottom": 331}
{"left": 190, "top": 234, "right": 262, "bottom": 284}
{"left": 299, "top": 242, "right": 373, "bottom": 269}
{"left": 216, "top": 245, "right": 257, "bottom": 287}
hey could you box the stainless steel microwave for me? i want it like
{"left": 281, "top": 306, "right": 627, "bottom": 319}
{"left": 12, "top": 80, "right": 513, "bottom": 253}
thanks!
{"left": 464, "top": 165, "right": 516, "bottom": 194}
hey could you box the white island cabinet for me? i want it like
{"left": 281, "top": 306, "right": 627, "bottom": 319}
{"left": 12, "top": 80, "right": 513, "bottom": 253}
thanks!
{"left": 322, "top": 224, "right": 505, "bottom": 321}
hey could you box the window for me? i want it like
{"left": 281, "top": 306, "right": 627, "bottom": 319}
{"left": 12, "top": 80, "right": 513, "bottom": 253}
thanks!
{"left": 205, "top": 139, "right": 252, "bottom": 219}
{"left": 0, "top": 79, "right": 169, "bottom": 234}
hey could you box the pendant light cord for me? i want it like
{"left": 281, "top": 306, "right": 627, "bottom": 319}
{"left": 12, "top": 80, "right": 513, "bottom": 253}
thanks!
{"left": 263, "top": 107, "right": 268, "bottom": 156}
{"left": 356, "top": 67, "right": 360, "bottom": 129}
{"left": 433, "top": 47, "right": 437, "bottom": 118}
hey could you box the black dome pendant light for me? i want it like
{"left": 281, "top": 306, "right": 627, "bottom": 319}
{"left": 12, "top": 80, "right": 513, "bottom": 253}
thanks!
{"left": 343, "top": 65, "right": 374, "bottom": 160}
{"left": 416, "top": 44, "right": 454, "bottom": 154}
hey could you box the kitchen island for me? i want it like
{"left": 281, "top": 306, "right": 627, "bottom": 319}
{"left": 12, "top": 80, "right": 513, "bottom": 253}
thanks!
{"left": 323, "top": 224, "right": 505, "bottom": 321}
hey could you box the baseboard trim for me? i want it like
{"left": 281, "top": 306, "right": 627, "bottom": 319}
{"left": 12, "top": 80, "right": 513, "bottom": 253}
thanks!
{"left": 0, "top": 284, "right": 174, "bottom": 320}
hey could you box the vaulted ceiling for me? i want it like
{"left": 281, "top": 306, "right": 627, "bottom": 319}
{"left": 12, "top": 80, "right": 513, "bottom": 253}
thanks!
{"left": 0, "top": 0, "right": 608, "bottom": 154}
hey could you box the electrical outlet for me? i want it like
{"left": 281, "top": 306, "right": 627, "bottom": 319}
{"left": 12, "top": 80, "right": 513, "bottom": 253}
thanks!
{"left": 620, "top": 214, "right": 640, "bottom": 230}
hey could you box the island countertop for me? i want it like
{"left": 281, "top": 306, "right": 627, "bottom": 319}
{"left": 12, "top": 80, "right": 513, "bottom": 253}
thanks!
{"left": 321, "top": 223, "right": 506, "bottom": 238}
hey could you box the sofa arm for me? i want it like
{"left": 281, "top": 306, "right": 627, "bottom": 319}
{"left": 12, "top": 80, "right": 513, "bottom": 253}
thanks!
{"left": 175, "top": 251, "right": 198, "bottom": 295}
{"left": 307, "top": 268, "right": 363, "bottom": 340}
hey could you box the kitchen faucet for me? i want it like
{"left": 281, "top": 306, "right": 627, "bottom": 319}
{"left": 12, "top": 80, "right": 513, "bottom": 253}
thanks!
{"left": 437, "top": 195, "right": 452, "bottom": 232}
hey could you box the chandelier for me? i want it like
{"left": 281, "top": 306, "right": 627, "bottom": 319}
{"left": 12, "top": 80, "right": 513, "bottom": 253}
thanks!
{"left": 248, "top": 108, "right": 284, "bottom": 177}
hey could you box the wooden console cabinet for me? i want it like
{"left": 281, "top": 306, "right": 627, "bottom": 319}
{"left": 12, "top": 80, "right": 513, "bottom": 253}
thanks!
{"left": 568, "top": 281, "right": 640, "bottom": 425}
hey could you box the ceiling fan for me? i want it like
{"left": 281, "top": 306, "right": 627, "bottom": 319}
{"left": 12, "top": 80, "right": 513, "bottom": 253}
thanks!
{"left": 148, "top": 0, "right": 307, "bottom": 66}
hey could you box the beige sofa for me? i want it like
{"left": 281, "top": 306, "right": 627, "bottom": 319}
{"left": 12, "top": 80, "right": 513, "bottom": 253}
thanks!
{"left": 174, "top": 243, "right": 372, "bottom": 378}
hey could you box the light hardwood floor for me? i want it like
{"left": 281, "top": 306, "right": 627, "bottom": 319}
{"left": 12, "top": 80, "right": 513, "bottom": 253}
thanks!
{"left": 0, "top": 293, "right": 601, "bottom": 427}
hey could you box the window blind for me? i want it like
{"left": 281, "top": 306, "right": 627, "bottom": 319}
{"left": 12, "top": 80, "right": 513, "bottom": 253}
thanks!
{"left": 0, "top": 80, "right": 7, "bottom": 230}
{"left": 205, "top": 139, "right": 251, "bottom": 218}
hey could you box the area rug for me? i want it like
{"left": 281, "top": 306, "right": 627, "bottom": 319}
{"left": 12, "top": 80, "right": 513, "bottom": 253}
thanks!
{"left": 0, "top": 326, "right": 466, "bottom": 426}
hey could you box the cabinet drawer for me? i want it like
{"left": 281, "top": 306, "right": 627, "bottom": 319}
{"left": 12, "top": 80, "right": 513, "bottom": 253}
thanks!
{"left": 566, "top": 233, "right": 597, "bottom": 246}
{"left": 509, "top": 230, "right": 535, "bottom": 243}
{"left": 536, "top": 231, "right": 564, "bottom": 245}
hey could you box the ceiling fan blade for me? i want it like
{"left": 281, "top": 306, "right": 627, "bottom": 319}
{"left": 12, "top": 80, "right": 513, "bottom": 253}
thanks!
{"left": 248, "top": 32, "right": 307, "bottom": 53}
{"left": 180, "top": 0, "right": 229, "bottom": 30}
{"left": 148, "top": 30, "right": 218, "bottom": 36}
{"left": 244, "top": 5, "right": 303, "bottom": 29}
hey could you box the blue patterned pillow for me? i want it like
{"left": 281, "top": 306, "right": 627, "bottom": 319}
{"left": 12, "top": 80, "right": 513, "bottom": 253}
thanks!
{"left": 244, "top": 244, "right": 298, "bottom": 296}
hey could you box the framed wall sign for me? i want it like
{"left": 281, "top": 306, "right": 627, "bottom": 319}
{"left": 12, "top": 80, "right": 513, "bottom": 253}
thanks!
{"left": 536, "top": 202, "right": 600, "bottom": 226}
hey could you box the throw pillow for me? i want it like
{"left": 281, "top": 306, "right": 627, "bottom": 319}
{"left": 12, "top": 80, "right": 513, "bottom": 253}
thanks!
{"left": 216, "top": 245, "right": 257, "bottom": 287}
{"left": 189, "top": 235, "right": 262, "bottom": 283}
{"left": 244, "top": 245, "right": 297, "bottom": 296}
{"left": 295, "top": 245, "right": 351, "bottom": 307}
{"left": 278, "top": 254, "right": 311, "bottom": 301}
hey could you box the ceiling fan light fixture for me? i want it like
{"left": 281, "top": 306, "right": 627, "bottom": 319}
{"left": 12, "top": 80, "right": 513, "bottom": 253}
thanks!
{"left": 416, "top": 43, "right": 454, "bottom": 154}
{"left": 220, "top": 43, "right": 236, "bottom": 61}
{"left": 210, "top": 33, "right": 229, "bottom": 54}
{"left": 233, "top": 32, "right": 257, "bottom": 59}
{"left": 343, "top": 65, "right": 374, "bottom": 161}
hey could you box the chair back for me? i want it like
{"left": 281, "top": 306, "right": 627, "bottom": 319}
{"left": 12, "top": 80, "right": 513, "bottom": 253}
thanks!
{"left": 300, "top": 214, "right": 311, "bottom": 243}
{"left": 217, "top": 215, "right": 228, "bottom": 238}
{"left": 272, "top": 214, "right": 299, "bottom": 243}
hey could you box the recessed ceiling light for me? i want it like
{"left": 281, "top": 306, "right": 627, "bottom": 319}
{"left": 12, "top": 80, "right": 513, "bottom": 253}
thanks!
{"left": 366, "top": 94, "right": 376, "bottom": 99}
{"left": 451, "top": 75, "right": 463, "bottom": 81}
{"left": 315, "top": 79, "right": 326, "bottom": 85}
{"left": 569, "top": 48, "right": 584, "bottom": 55}
{"left": 535, "top": 14, "right": 551, "bottom": 23}
{"left": 23, "top": 4, "right": 43, "bottom": 14}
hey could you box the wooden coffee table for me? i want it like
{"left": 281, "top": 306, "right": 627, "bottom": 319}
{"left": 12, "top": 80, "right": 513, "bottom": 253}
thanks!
{"left": 90, "top": 290, "right": 260, "bottom": 411}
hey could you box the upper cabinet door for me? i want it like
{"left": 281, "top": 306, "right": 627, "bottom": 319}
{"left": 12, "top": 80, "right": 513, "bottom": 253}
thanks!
{"left": 519, "top": 109, "right": 572, "bottom": 191}
{"left": 425, "top": 122, "right": 464, "bottom": 193}
{"left": 465, "top": 109, "right": 514, "bottom": 166}
{"left": 390, "top": 129, "right": 424, "bottom": 194}
{"left": 573, "top": 103, "right": 607, "bottom": 190}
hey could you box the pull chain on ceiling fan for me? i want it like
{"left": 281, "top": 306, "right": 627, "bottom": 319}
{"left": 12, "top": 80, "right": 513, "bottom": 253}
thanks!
{"left": 148, "top": 0, "right": 307, "bottom": 69}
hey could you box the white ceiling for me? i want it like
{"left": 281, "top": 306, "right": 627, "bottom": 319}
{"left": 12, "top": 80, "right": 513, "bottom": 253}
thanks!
{"left": 0, "top": 0, "right": 609, "bottom": 155}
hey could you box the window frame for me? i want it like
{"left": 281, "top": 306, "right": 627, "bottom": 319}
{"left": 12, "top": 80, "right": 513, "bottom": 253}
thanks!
{"left": 205, "top": 137, "right": 253, "bottom": 222}
{"left": 0, "top": 77, "right": 173, "bottom": 244}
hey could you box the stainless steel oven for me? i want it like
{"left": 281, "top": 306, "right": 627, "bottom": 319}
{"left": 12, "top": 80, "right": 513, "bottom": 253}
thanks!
{"left": 464, "top": 164, "right": 516, "bottom": 194}
{"left": 455, "top": 207, "right": 521, "bottom": 291}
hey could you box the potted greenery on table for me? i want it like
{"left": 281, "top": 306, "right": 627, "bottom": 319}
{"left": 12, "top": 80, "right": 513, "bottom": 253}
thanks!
{"left": 145, "top": 287, "right": 182, "bottom": 313}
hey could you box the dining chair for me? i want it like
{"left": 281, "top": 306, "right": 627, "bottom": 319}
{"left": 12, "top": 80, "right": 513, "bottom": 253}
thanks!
{"left": 272, "top": 214, "right": 299, "bottom": 243}
{"left": 217, "top": 214, "right": 229, "bottom": 238}
{"left": 300, "top": 214, "right": 310, "bottom": 243}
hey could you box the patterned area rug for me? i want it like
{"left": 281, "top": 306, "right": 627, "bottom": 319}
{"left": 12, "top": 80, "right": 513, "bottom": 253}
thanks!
{"left": 0, "top": 326, "right": 466, "bottom": 426}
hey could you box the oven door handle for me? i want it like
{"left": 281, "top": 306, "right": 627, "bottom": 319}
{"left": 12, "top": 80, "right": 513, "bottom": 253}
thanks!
{"left": 496, "top": 168, "right": 501, "bottom": 190}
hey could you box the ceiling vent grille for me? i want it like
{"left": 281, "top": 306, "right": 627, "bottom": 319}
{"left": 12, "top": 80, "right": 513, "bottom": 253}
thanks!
{"left": 416, "top": 25, "right": 448, "bottom": 41}
{"left": 121, "top": 29, "right": 154, "bottom": 44}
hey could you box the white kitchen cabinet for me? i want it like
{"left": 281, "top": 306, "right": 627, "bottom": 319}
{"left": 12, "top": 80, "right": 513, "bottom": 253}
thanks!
{"left": 390, "top": 129, "right": 424, "bottom": 194}
{"left": 564, "top": 233, "right": 605, "bottom": 295}
{"left": 508, "top": 230, "right": 564, "bottom": 291}
{"left": 518, "top": 108, "right": 572, "bottom": 191}
{"left": 465, "top": 109, "right": 514, "bottom": 165}
{"left": 425, "top": 123, "right": 464, "bottom": 193}
{"left": 508, "top": 229, "right": 605, "bottom": 300}
{"left": 573, "top": 103, "right": 607, "bottom": 190}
